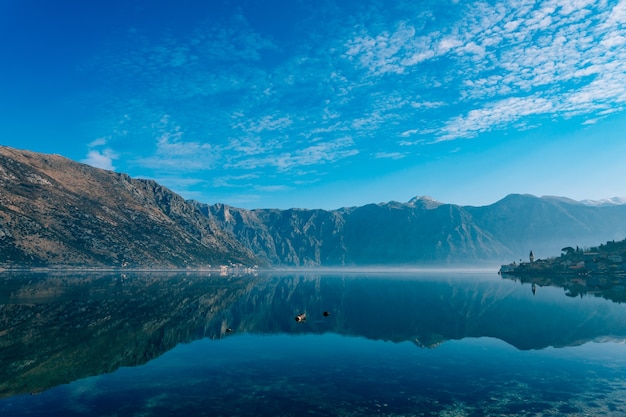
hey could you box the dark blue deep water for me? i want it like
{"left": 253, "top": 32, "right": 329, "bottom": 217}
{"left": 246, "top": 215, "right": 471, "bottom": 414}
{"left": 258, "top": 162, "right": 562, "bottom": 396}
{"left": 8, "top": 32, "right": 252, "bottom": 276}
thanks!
{"left": 2, "top": 270, "right": 626, "bottom": 416}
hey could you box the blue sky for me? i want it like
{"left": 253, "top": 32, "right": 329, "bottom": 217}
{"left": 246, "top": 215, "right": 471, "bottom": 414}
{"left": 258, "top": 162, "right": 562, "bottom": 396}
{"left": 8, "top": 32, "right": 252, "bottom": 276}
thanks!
{"left": 2, "top": 0, "right": 626, "bottom": 209}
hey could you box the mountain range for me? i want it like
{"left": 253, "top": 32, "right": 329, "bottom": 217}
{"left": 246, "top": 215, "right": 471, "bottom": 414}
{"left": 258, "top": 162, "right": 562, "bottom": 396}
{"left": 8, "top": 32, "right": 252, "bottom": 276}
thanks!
{"left": 0, "top": 146, "right": 255, "bottom": 268}
{"left": 1, "top": 145, "right": 626, "bottom": 268}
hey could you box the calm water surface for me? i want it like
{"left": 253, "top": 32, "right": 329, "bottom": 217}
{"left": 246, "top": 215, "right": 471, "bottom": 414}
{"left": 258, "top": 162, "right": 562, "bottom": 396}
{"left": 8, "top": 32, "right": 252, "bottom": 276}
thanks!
{"left": 2, "top": 270, "right": 626, "bottom": 416}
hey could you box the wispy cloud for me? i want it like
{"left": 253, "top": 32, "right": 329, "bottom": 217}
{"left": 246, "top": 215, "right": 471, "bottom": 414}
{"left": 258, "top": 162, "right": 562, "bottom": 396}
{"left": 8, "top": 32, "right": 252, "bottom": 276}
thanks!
{"left": 81, "top": 137, "right": 117, "bottom": 170}
{"left": 438, "top": 96, "right": 555, "bottom": 142}
{"left": 87, "top": 0, "right": 626, "bottom": 205}
{"left": 133, "top": 115, "right": 218, "bottom": 171}
{"left": 228, "top": 136, "right": 359, "bottom": 171}
{"left": 234, "top": 115, "right": 293, "bottom": 134}
{"left": 81, "top": 149, "right": 117, "bottom": 171}
{"left": 344, "top": 22, "right": 429, "bottom": 75}
{"left": 374, "top": 151, "right": 406, "bottom": 160}
{"left": 341, "top": 0, "right": 626, "bottom": 141}
{"left": 254, "top": 184, "right": 291, "bottom": 192}
{"left": 212, "top": 174, "right": 260, "bottom": 188}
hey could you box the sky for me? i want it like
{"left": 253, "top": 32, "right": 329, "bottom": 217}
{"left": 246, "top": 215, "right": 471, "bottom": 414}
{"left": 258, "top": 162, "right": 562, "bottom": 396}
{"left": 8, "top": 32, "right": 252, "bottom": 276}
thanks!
{"left": 1, "top": 0, "right": 626, "bottom": 210}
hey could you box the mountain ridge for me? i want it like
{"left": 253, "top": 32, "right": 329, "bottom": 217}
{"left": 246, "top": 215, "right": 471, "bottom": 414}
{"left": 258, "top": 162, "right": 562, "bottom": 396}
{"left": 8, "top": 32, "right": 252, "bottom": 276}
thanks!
{"left": 200, "top": 193, "right": 626, "bottom": 266}
{"left": 2, "top": 145, "right": 626, "bottom": 268}
{"left": 0, "top": 146, "right": 257, "bottom": 268}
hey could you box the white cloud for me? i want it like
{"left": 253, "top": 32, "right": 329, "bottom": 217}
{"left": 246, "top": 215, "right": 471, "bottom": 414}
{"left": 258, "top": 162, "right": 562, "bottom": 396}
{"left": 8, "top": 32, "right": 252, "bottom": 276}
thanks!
{"left": 374, "top": 151, "right": 406, "bottom": 160}
{"left": 228, "top": 136, "right": 359, "bottom": 171}
{"left": 343, "top": 22, "right": 437, "bottom": 75}
{"left": 255, "top": 184, "right": 291, "bottom": 192}
{"left": 93, "top": 0, "right": 626, "bottom": 186}
{"left": 410, "top": 101, "right": 446, "bottom": 110}
{"left": 135, "top": 115, "right": 219, "bottom": 172}
{"left": 400, "top": 129, "right": 420, "bottom": 138}
{"left": 226, "top": 136, "right": 275, "bottom": 156}
{"left": 598, "top": 107, "right": 624, "bottom": 115}
{"left": 603, "top": 0, "right": 626, "bottom": 27}
{"left": 438, "top": 96, "right": 554, "bottom": 141}
{"left": 82, "top": 149, "right": 116, "bottom": 171}
{"left": 235, "top": 115, "right": 293, "bottom": 134}
{"left": 87, "top": 137, "right": 108, "bottom": 147}
{"left": 401, "top": 50, "right": 436, "bottom": 66}
{"left": 338, "top": 0, "right": 626, "bottom": 142}
{"left": 437, "top": 37, "right": 463, "bottom": 54}
{"left": 413, "top": 0, "right": 626, "bottom": 140}
{"left": 504, "top": 19, "right": 522, "bottom": 32}
{"left": 601, "top": 34, "right": 626, "bottom": 47}
{"left": 82, "top": 135, "right": 118, "bottom": 170}
{"left": 212, "top": 173, "right": 260, "bottom": 188}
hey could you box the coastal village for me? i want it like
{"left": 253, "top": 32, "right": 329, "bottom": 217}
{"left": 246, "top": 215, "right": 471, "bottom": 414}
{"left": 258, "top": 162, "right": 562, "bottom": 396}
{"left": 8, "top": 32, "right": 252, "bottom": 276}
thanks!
{"left": 499, "top": 238, "right": 626, "bottom": 303}
{"left": 500, "top": 238, "right": 626, "bottom": 277}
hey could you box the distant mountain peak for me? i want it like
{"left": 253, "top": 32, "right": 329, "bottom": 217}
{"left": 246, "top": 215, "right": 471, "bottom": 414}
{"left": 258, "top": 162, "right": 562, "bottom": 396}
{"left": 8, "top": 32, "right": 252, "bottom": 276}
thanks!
{"left": 539, "top": 195, "right": 626, "bottom": 207}
{"left": 540, "top": 195, "right": 581, "bottom": 204}
{"left": 408, "top": 196, "right": 443, "bottom": 209}
{"left": 579, "top": 197, "right": 626, "bottom": 206}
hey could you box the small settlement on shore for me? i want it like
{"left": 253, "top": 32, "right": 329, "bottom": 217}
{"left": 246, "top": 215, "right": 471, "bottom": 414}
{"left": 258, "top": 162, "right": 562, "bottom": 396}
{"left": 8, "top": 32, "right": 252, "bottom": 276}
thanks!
{"left": 499, "top": 239, "right": 626, "bottom": 278}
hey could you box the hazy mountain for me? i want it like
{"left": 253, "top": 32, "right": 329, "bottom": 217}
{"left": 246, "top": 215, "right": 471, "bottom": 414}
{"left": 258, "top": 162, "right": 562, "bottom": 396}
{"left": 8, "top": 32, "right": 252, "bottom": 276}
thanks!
{"left": 0, "top": 146, "right": 256, "bottom": 268}
{"left": 579, "top": 197, "right": 626, "bottom": 206}
{"left": 196, "top": 200, "right": 501, "bottom": 266}
{"left": 2, "top": 145, "right": 626, "bottom": 268}
{"left": 200, "top": 195, "right": 626, "bottom": 266}
{"left": 466, "top": 193, "right": 626, "bottom": 259}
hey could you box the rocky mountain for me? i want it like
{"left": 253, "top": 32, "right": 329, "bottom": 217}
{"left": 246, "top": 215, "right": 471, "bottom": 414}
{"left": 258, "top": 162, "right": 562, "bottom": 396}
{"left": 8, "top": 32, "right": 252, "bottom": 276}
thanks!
{"left": 0, "top": 146, "right": 256, "bottom": 268}
{"left": 466, "top": 194, "right": 626, "bottom": 259}
{"left": 2, "top": 145, "right": 626, "bottom": 268}
{"left": 195, "top": 199, "right": 504, "bottom": 266}
{"left": 198, "top": 194, "right": 626, "bottom": 266}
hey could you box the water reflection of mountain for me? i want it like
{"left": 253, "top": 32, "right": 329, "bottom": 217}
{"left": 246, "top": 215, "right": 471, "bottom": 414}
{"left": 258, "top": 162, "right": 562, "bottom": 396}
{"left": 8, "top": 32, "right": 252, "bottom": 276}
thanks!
{"left": 500, "top": 272, "right": 626, "bottom": 303}
{"left": 0, "top": 271, "right": 256, "bottom": 398}
{"left": 3, "top": 271, "right": 626, "bottom": 398}
{"left": 233, "top": 273, "right": 626, "bottom": 350}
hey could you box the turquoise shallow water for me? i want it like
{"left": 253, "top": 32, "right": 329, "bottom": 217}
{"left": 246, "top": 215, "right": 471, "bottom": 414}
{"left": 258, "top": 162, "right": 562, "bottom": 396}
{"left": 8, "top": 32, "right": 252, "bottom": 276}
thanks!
{"left": 4, "top": 334, "right": 626, "bottom": 416}
{"left": 2, "top": 270, "right": 626, "bottom": 416}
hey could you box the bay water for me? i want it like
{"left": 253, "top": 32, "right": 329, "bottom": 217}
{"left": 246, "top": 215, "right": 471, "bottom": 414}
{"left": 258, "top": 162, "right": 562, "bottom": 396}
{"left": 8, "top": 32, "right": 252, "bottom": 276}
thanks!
{"left": 1, "top": 269, "right": 626, "bottom": 416}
